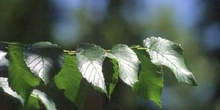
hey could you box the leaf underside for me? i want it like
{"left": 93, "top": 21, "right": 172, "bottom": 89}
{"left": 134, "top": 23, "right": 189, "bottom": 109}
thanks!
{"left": 23, "top": 42, "right": 64, "bottom": 84}
{"left": 76, "top": 43, "right": 106, "bottom": 93}
{"left": 143, "top": 37, "right": 197, "bottom": 86}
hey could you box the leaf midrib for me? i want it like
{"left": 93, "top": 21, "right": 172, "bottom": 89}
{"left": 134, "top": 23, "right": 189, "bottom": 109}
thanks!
{"left": 147, "top": 47, "right": 188, "bottom": 79}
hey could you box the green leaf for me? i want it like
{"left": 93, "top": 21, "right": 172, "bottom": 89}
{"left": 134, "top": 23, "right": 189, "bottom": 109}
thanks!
{"left": 143, "top": 37, "right": 197, "bottom": 86}
{"left": 23, "top": 42, "right": 64, "bottom": 84}
{"left": 132, "top": 49, "right": 163, "bottom": 108}
{"left": 0, "top": 77, "right": 24, "bottom": 105}
{"left": 31, "top": 89, "right": 57, "bottom": 110}
{"left": 54, "top": 54, "right": 86, "bottom": 109}
{"left": 103, "top": 55, "right": 119, "bottom": 99}
{"left": 8, "top": 44, "right": 40, "bottom": 101}
{"left": 111, "top": 44, "right": 140, "bottom": 86}
{"left": 25, "top": 95, "right": 40, "bottom": 110}
{"left": 76, "top": 43, "right": 106, "bottom": 92}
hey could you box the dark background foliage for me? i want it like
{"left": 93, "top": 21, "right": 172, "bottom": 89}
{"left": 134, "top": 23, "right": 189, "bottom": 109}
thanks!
{"left": 0, "top": 0, "right": 220, "bottom": 110}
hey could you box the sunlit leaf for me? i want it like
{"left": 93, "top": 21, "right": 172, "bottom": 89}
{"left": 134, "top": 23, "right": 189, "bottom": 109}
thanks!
{"left": 111, "top": 44, "right": 140, "bottom": 86}
{"left": 23, "top": 42, "right": 64, "bottom": 84}
{"left": 76, "top": 43, "right": 106, "bottom": 92}
{"left": 54, "top": 54, "right": 86, "bottom": 109}
{"left": 8, "top": 44, "right": 40, "bottom": 101}
{"left": 143, "top": 37, "right": 197, "bottom": 86}
{"left": 0, "top": 50, "right": 8, "bottom": 67}
{"left": 133, "top": 49, "right": 163, "bottom": 108}
{"left": 31, "top": 89, "right": 57, "bottom": 110}
{"left": 0, "top": 77, "right": 24, "bottom": 105}
{"left": 0, "top": 43, "right": 8, "bottom": 77}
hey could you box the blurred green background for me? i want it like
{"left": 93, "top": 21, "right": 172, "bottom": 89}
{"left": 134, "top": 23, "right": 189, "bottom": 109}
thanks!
{"left": 0, "top": 0, "right": 220, "bottom": 110}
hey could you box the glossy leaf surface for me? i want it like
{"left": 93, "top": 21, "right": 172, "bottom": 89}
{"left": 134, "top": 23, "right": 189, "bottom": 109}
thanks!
{"left": 143, "top": 37, "right": 197, "bottom": 85}
{"left": 23, "top": 42, "right": 64, "bottom": 84}
{"left": 76, "top": 44, "right": 106, "bottom": 92}
{"left": 111, "top": 44, "right": 140, "bottom": 86}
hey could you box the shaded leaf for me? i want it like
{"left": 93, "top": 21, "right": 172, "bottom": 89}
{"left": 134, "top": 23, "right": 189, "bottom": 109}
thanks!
{"left": 8, "top": 44, "right": 40, "bottom": 101}
{"left": 54, "top": 54, "right": 86, "bottom": 109}
{"left": 103, "top": 54, "right": 119, "bottom": 99}
{"left": 143, "top": 37, "right": 197, "bottom": 85}
{"left": 23, "top": 42, "right": 64, "bottom": 84}
{"left": 25, "top": 94, "right": 40, "bottom": 110}
{"left": 111, "top": 44, "right": 140, "bottom": 86}
{"left": 133, "top": 49, "right": 163, "bottom": 108}
{"left": 0, "top": 77, "right": 24, "bottom": 104}
{"left": 31, "top": 89, "right": 57, "bottom": 110}
{"left": 76, "top": 44, "right": 106, "bottom": 92}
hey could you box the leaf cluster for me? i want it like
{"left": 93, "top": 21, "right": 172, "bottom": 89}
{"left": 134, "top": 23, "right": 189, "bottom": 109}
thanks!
{"left": 0, "top": 37, "right": 197, "bottom": 110}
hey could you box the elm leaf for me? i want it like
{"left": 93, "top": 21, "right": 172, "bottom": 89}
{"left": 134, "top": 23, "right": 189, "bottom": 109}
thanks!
{"left": 111, "top": 44, "right": 140, "bottom": 86}
{"left": 143, "top": 37, "right": 197, "bottom": 86}
{"left": 23, "top": 42, "right": 64, "bottom": 84}
{"left": 0, "top": 43, "right": 8, "bottom": 77}
{"left": 8, "top": 44, "right": 40, "bottom": 101}
{"left": 132, "top": 49, "right": 163, "bottom": 108}
{"left": 31, "top": 89, "right": 57, "bottom": 110}
{"left": 76, "top": 44, "right": 106, "bottom": 92}
{"left": 0, "top": 50, "right": 8, "bottom": 67}
{"left": 103, "top": 54, "right": 119, "bottom": 99}
{"left": 0, "top": 77, "right": 24, "bottom": 105}
{"left": 54, "top": 54, "right": 86, "bottom": 109}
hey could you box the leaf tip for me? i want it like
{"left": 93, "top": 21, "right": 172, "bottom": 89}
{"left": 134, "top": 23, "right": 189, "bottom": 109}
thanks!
{"left": 178, "top": 74, "right": 198, "bottom": 86}
{"left": 187, "top": 75, "right": 198, "bottom": 86}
